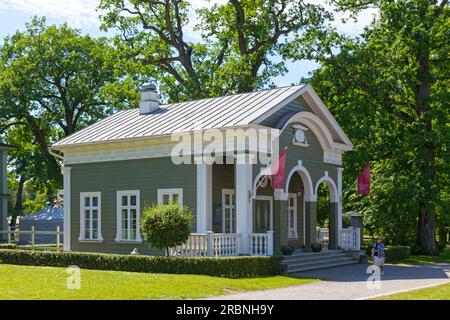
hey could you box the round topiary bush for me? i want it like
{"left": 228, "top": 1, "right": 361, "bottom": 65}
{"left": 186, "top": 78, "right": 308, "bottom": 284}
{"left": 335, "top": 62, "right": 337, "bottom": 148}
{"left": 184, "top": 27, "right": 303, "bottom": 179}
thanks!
{"left": 141, "top": 202, "right": 192, "bottom": 256}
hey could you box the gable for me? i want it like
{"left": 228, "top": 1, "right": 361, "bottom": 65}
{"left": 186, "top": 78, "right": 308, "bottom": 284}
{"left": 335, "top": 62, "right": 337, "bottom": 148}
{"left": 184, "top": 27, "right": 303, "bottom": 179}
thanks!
{"left": 251, "top": 85, "right": 353, "bottom": 149}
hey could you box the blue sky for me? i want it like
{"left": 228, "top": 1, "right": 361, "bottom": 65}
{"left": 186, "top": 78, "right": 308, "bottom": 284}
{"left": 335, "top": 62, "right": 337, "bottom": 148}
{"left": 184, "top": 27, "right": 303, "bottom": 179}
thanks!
{"left": 0, "top": 0, "right": 377, "bottom": 86}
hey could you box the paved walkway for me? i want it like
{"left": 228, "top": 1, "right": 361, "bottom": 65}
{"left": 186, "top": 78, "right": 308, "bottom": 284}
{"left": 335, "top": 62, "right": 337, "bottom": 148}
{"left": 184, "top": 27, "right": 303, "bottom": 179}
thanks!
{"left": 207, "top": 263, "right": 450, "bottom": 300}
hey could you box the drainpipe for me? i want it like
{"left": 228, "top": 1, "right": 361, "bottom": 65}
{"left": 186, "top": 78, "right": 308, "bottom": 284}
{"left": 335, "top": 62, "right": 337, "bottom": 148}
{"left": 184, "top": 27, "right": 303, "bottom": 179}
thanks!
{"left": 48, "top": 147, "right": 64, "bottom": 161}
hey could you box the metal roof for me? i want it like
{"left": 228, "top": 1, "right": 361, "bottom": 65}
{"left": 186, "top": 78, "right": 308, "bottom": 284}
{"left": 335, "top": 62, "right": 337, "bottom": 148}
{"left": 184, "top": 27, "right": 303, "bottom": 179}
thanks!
{"left": 53, "top": 85, "right": 305, "bottom": 147}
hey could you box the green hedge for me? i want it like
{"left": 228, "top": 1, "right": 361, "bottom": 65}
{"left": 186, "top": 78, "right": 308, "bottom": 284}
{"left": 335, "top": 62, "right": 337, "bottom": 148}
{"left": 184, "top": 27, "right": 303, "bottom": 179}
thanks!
{"left": 0, "top": 249, "right": 283, "bottom": 278}
{"left": 384, "top": 246, "right": 411, "bottom": 262}
{"left": 0, "top": 244, "right": 16, "bottom": 249}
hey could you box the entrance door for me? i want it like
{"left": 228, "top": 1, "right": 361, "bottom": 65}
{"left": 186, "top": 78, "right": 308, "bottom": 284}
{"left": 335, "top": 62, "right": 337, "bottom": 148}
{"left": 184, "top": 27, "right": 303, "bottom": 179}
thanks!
{"left": 253, "top": 196, "right": 273, "bottom": 233}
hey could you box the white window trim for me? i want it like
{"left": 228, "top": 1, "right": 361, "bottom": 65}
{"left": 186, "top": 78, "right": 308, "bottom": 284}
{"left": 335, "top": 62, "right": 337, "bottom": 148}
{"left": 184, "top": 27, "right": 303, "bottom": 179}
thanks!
{"left": 222, "top": 189, "right": 236, "bottom": 233}
{"left": 157, "top": 188, "right": 183, "bottom": 205}
{"left": 79, "top": 192, "right": 103, "bottom": 242}
{"left": 115, "top": 190, "right": 142, "bottom": 243}
{"left": 288, "top": 193, "right": 298, "bottom": 239}
{"left": 254, "top": 195, "right": 274, "bottom": 231}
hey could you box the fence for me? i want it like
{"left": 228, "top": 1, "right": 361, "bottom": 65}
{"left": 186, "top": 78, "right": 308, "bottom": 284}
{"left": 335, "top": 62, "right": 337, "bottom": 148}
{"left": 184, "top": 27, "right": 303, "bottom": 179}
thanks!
{"left": 170, "top": 231, "right": 273, "bottom": 257}
{"left": 249, "top": 231, "right": 273, "bottom": 256}
{"left": 0, "top": 226, "right": 63, "bottom": 251}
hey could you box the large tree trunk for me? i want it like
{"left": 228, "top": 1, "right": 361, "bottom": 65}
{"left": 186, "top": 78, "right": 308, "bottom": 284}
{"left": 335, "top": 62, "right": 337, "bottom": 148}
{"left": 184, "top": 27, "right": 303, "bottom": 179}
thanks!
{"left": 414, "top": 42, "right": 437, "bottom": 255}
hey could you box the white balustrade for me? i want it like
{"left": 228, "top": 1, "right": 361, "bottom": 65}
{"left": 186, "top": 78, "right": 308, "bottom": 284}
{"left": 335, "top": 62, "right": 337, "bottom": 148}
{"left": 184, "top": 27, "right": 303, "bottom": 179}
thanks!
{"left": 169, "top": 233, "right": 208, "bottom": 256}
{"left": 211, "top": 233, "right": 240, "bottom": 257}
{"left": 316, "top": 227, "right": 329, "bottom": 244}
{"left": 249, "top": 231, "right": 273, "bottom": 256}
{"left": 170, "top": 232, "right": 241, "bottom": 257}
{"left": 339, "top": 227, "right": 361, "bottom": 250}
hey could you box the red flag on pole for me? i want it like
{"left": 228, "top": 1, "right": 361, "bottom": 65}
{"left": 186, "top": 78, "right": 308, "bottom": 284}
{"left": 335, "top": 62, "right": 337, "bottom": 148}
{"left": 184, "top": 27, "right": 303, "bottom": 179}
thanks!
{"left": 357, "top": 162, "right": 370, "bottom": 195}
{"left": 271, "top": 147, "right": 287, "bottom": 189}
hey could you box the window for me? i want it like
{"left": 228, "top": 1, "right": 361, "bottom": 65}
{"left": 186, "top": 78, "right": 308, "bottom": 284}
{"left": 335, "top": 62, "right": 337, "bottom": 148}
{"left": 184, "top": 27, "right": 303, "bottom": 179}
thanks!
{"left": 288, "top": 193, "right": 298, "bottom": 239}
{"left": 79, "top": 192, "right": 102, "bottom": 241}
{"left": 222, "top": 189, "right": 236, "bottom": 233}
{"left": 157, "top": 188, "right": 183, "bottom": 205}
{"left": 116, "top": 190, "right": 141, "bottom": 242}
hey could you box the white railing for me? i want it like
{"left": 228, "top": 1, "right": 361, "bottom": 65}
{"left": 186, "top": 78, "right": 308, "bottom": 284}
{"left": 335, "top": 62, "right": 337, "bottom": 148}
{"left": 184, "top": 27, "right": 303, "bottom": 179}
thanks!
{"left": 0, "top": 226, "right": 63, "bottom": 250}
{"left": 316, "top": 227, "right": 329, "bottom": 245}
{"left": 211, "top": 233, "right": 240, "bottom": 257}
{"left": 339, "top": 227, "right": 361, "bottom": 250}
{"left": 249, "top": 231, "right": 273, "bottom": 256}
{"left": 169, "top": 233, "right": 208, "bottom": 256}
{"left": 169, "top": 232, "right": 240, "bottom": 257}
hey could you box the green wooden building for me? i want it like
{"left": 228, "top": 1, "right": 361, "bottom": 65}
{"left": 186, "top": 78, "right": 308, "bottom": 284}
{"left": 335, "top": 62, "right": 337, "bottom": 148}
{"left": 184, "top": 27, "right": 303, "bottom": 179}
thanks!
{"left": 51, "top": 84, "right": 360, "bottom": 256}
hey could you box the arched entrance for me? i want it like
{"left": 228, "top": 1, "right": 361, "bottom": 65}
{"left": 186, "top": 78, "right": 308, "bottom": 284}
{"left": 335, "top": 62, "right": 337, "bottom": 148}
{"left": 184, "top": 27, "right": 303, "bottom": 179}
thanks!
{"left": 315, "top": 174, "right": 339, "bottom": 249}
{"left": 286, "top": 172, "right": 304, "bottom": 248}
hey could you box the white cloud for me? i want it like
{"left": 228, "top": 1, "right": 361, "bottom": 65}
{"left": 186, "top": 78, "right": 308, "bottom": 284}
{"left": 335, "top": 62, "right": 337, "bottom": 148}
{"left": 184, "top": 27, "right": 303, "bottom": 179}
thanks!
{"left": 0, "top": 0, "right": 102, "bottom": 29}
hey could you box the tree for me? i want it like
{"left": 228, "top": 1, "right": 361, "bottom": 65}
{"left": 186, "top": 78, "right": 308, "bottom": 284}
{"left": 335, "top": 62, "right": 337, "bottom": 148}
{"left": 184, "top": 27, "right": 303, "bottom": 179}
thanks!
{"left": 141, "top": 203, "right": 192, "bottom": 256}
{"left": 0, "top": 17, "right": 138, "bottom": 190}
{"left": 310, "top": 0, "right": 449, "bottom": 254}
{"left": 98, "top": 0, "right": 338, "bottom": 101}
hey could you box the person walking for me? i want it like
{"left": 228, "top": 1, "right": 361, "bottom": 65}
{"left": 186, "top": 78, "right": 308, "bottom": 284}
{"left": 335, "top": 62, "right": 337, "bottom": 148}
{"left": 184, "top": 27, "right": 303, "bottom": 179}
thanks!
{"left": 372, "top": 236, "right": 385, "bottom": 275}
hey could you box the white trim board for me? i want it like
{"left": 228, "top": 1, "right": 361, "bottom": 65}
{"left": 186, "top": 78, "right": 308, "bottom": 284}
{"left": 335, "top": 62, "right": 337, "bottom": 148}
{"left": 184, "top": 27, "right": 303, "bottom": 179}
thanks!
{"left": 157, "top": 188, "right": 184, "bottom": 205}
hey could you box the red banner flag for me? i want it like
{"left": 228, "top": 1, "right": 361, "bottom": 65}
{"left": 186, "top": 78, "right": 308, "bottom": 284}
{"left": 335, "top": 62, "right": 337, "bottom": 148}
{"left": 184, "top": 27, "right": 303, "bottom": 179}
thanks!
{"left": 357, "top": 162, "right": 370, "bottom": 195}
{"left": 271, "top": 147, "right": 287, "bottom": 189}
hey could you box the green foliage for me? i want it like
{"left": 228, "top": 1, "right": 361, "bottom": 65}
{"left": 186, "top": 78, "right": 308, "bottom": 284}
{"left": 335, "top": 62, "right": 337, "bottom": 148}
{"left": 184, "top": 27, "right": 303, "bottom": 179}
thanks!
{"left": 98, "top": 0, "right": 338, "bottom": 101}
{"left": 0, "top": 249, "right": 284, "bottom": 278}
{"left": 316, "top": 183, "right": 330, "bottom": 227}
{"left": 0, "top": 17, "right": 137, "bottom": 192}
{"left": 0, "top": 244, "right": 16, "bottom": 249}
{"left": 310, "top": 0, "right": 450, "bottom": 254}
{"left": 141, "top": 203, "right": 192, "bottom": 255}
{"left": 384, "top": 246, "right": 411, "bottom": 262}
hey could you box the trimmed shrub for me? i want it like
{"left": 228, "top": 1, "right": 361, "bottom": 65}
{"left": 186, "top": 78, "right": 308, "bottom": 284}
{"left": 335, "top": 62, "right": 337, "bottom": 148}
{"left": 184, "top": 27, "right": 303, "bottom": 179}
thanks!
{"left": 141, "top": 203, "right": 192, "bottom": 256}
{"left": 0, "top": 244, "right": 16, "bottom": 249}
{"left": 384, "top": 245, "right": 411, "bottom": 262}
{"left": 0, "top": 249, "right": 283, "bottom": 278}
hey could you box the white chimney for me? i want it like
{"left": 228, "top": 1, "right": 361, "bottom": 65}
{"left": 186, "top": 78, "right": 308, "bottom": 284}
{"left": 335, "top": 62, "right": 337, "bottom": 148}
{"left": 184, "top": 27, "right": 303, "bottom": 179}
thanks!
{"left": 139, "top": 83, "right": 159, "bottom": 114}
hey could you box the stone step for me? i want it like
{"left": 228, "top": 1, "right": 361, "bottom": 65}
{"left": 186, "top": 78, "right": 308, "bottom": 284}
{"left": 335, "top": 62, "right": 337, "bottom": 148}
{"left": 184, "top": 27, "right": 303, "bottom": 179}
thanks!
{"left": 283, "top": 252, "right": 349, "bottom": 263}
{"left": 286, "top": 256, "right": 353, "bottom": 269}
{"left": 287, "top": 260, "right": 359, "bottom": 273}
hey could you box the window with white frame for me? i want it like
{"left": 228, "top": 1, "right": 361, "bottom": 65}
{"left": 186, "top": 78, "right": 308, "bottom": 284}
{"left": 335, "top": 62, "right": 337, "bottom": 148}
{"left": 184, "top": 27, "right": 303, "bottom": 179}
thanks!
{"left": 157, "top": 188, "right": 183, "bottom": 205}
{"left": 79, "top": 192, "right": 103, "bottom": 241}
{"left": 222, "top": 189, "right": 236, "bottom": 233}
{"left": 116, "top": 190, "right": 141, "bottom": 242}
{"left": 288, "top": 193, "right": 298, "bottom": 239}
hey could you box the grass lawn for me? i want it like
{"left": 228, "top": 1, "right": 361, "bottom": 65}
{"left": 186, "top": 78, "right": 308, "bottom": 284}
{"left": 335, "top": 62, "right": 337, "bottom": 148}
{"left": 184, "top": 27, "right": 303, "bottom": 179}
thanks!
{"left": 377, "top": 282, "right": 450, "bottom": 300}
{"left": 0, "top": 264, "right": 317, "bottom": 300}
{"left": 389, "top": 248, "right": 450, "bottom": 265}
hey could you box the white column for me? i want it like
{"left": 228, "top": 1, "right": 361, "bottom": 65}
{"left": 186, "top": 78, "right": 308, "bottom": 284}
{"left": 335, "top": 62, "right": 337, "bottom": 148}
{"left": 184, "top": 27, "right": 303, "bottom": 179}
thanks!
{"left": 196, "top": 164, "right": 212, "bottom": 232}
{"left": 337, "top": 167, "right": 344, "bottom": 246}
{"left": 235, "top": 162, "right": 252, "bottom": 254}
{"left": 63, "top": 166, "right": 72, "bottom": 251}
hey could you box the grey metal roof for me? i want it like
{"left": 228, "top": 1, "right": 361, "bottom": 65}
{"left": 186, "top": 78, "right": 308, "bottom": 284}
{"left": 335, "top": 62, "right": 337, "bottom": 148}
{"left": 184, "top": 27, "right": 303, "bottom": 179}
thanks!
{"left": 53, "top": 85, "right": 305, "bottom": 148}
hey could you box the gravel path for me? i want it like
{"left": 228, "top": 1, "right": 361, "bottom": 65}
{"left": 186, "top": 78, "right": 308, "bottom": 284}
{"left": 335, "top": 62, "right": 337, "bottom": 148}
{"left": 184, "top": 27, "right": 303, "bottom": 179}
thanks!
{"left": 207, "top": 263, "right": 450, "bottom": 300}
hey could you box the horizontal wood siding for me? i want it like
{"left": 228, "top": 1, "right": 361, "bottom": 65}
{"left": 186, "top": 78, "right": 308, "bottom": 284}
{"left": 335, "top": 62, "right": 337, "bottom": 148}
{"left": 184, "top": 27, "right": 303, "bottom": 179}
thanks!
{"left": 254, "top": 121, "right": 339, "bottom": 186}
{"left": 70, "top": 157, "right": 196, "bottom": 255}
